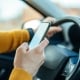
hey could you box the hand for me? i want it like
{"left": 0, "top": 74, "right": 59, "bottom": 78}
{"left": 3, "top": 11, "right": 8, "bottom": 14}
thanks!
{"left": 43, "top": 17, "right": 62, "bottom": 38}
{"left": 33, "top": 17, "right": 62, "bottom": 38}
{"left": 23, "top": 16, "right": 62, "bottom": 38}
{"left": 14, "top": 38, "right": 49, "bottom": 76}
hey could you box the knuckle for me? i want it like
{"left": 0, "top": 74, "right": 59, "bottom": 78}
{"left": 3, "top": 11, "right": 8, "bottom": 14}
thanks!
{"left": 21, "top": 42, "right": 28, "bottom": 46}
{"left": 16, "top": 42, "right": 28, "bottom": 53}
{"left": 42, "top": 55, "right": 45, "bottom": 61}
{"left": 16, "top": 46, "right": 23, "bottom": 53}
{"left": 41, "top": 53, "right": 45, "bottom": 60}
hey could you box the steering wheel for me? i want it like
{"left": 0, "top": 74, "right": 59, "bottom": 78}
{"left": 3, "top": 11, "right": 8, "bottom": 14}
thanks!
{"left": 45, "top": 16, "right": 80, "bottom": 80}
{"left": 36, "top": 16, "right": 80, "bottom": 80}
{"left": 22, "top": 16, "right": 80, "bottom": 80}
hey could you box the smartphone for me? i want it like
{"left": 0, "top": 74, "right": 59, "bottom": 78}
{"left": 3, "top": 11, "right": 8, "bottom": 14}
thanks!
{"left": 29, "top": 22, "right": 50, "bottom": 49}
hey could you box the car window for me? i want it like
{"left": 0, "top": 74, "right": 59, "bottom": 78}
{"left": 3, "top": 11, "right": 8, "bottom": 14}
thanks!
{"left": 0, "top": 0, "right": 43, "bottom": 31}
{"left": 51, "top": 0, "right": 80, "bottom": 16}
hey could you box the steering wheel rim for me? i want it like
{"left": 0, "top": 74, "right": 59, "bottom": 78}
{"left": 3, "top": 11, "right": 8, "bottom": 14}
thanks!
{"left": 44, "top": 16, "right": 80, "bottom": 80}
{"left": 22, "top": 16, "right": 80, "bottom": 80}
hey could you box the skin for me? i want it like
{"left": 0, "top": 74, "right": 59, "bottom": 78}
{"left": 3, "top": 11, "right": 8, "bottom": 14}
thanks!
{"left": 43, "top": 17, "right": 62, "bottom": 38}
{"left": 13, "top": 17, "right": 62, "bottom": 77}
{"left": 33, "top": 17, "right": 62, "bottom": 38}
{"left": 14, "top": 38, "right": 49, "bottom": 76}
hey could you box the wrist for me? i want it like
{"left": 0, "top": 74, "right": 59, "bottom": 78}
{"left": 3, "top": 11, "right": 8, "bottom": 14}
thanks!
{"left": 27, "top": 28, "right": 34, "bottom": 41}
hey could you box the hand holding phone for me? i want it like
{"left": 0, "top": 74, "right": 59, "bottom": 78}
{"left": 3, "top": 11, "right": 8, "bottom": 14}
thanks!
{"left": 29, "top": 22, "right": 50, "bottom": 49}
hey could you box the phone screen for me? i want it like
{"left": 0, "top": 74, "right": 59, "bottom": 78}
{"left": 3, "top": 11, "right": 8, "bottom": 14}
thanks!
{"left": 29, "top": 22, "right": 50, "bottom": 49}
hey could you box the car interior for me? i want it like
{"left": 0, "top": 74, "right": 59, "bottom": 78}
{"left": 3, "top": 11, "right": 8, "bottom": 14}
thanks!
{"left": 0, "top": 0, "right": 80, "bottom": 80}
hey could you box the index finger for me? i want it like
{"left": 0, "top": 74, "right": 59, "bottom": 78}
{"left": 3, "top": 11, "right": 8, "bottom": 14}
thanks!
{"left": 38, "top": 38, "right": 49, "bottom": 51}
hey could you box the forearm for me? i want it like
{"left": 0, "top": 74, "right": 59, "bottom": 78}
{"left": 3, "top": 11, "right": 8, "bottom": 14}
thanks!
{"left": 9, "top": 68, "right": 32, "bottom": 80}
{"left": 0, "top": 29, "right": 34, "bottom": 53}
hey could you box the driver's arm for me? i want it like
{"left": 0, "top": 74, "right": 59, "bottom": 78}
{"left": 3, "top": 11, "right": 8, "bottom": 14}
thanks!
{"left": 0, "top": 17, "right": 62, "bottom": 53}
{"left": 0, "top": 29, "right": 34, "bottom": 53}
{"left": 9, "top": 68, "right": 32, "bottom": 80}
{"left": 9, "top": 38, "right": 48, "bottom": 80}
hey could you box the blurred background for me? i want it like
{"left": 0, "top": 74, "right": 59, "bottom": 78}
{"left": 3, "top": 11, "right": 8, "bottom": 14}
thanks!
{"left": 0, "top": 0, "right": 43, "bottom": 31}
{"left": 0, "top": 1, "right": 80, "bottom": 80}
{"left": 52, "top": 0, "right": 80, "bottom": 16}
{"left": 0, "top": 0, "right": 80, "bottom": 31}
